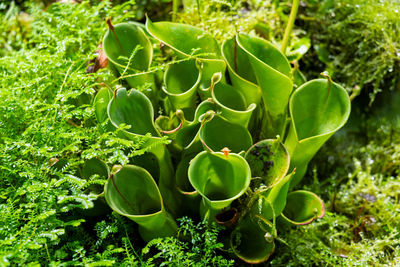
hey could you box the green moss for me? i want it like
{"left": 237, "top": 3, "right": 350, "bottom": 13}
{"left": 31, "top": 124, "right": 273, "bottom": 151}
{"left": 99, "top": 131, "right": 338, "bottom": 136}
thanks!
{"left": 299, "top": 0, "right": 400, "bottom": 103}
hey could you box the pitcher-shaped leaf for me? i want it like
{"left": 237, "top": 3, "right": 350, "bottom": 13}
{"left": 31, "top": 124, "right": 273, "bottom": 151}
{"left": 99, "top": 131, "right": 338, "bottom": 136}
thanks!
{"left": 104, "top": 165, "right": 177, "bottom": 242}
{"left": 237, "top": 34, "right": 293, "bottom": 138}
{"left": 82, "top": 157, "right": 109, "bottom": 183}
{"left": 281, "top": 190, "right": 325, "bottom": 225}
{"left": 94, "top": 87, "right": 114, "bottom": 132}
{"left": 250, "top": 171, "right": 294, "bottom": 221}
{"left": 211, "top": 82, "right": 256, "bottom": 127}
{"left": 188, "top": 151, "right": 251, "bottom": 221}
{"left": 175, "top": 99, "right": 216, "bottom": 152}
{"left": 163, "top": 58, "right": 201, "bottom": 110}
{"left": 221, "top": 37, "right": 261, "bottom": 106}
{"left": 231, "top": 216, "right": 275, "bottom": 264}
{"left": 108, "top": 87, "right": 159, "bottom": 143}
{"left": 155, "top": 115, "right": 181, "bottom": 136}
{"left": 103, "top": 22, "right": 154, "bottom": 89}
{"left": 81, "top": 157, "right": 110, "bottom": 216}
{"left": 146, "top": 18, "right": 226, "bottom": 90}
{"left": 175, "top": 153, "right": 201, "bottom": 217}
{"left": 284, "top": 79, "right": 351, "bottom": 187}
{"left": 244, "top": 139, "right": 290, "bottom": 188}
{"left": 199, "top": 114, "right": 253, "bottom": 154}
{"left": 146, "top": 18, "right": 220, "bottom": 58}
{"left": 94, "top": 87, "right": 113, "bottom": 125}
{"left": 108, "top": 88, "right": 178, "bottom": 213}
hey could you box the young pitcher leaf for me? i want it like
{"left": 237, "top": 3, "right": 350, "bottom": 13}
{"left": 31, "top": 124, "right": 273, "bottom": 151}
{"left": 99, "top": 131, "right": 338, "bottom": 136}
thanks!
{"left": 163, "top": 58, "right": 201, "bottom": 110}
{"left": 103, "top": 21, "right": 154, "bottom": 88}
{"left": 199, "top": 114, "right": 253, "bottom": 153}
{"left": 107, "top": 87, "right": 160, "bottom": 141}
{"left": 231, "top": 216, "right": 275, "bottom": 264}
{"left": 146, "top": 18, "right": 221, "bottom": 58}
{"left": 281, "top": 190, "right": 325, "bottom": 225}
{"left": 104, "top": 165, "right": 177, "bottom": 241}
{"left": 211, "top": 82, "right": 257, "bottom": 127}
{"left": 188, "top": 151, "right": 251, "bottom": 220}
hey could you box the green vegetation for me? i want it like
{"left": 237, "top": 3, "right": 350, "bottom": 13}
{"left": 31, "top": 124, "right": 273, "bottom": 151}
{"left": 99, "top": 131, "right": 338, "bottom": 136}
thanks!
{"left": 0, "top": 0, "right": 399, "bottom": 266}
{"left": 299, "top": 0, "right": 400, "bottom": 103}
{"left": 271, "top": 110, "right": 400, "bottom": 265}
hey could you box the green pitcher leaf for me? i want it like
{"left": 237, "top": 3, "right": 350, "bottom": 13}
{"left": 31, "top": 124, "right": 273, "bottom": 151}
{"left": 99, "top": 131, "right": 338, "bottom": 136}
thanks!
{"left": 244, "top": 139, "right": 290, "bottom": 188}
{"left": 176, "top": 154, "right": 198, "bottom": 197}
{"left": 154, "top": 113, "right": 183, "bottom": 155}
{"left": 82, "top": 157, "right": 109, "bottom": 181}
{"left": 146, "top": 18, "right": 220, "bottom": 59}
{"left": 104, "top": 165, "right": 177, "bottom": 242}
{"left": 175, "top": 99, "right": 216, "bottom": 150}
{"left": 103, "top": 21, "right": 154, "bottom": 88}
{"left": 146, "top": 17, "right": 226, "bottom": 90}
{"left": 188, "top": 151, "right": 251, "bottom": 220}
{"left": 155, "top": 115, "right": 181, "bottom": 136}
{"left": 284, "top": 78, "right": 351, "bottom": 187}
{"left": 108, "top": 87, "right": 178, "bottom": 214}
{"left": 94, "top": 87, "right": 115, "bottom": 132}
{"left": 175, "top": 153, "right": 201, "bottom": 217}
{"left": 237, "top": 34, "right": 293, "bottom": 137}
{"left": 196, "top": 58, "right": 227, "bottom": 94}
{"left": 94, "top": 87, "right": 113, "bottom": 125}
{"left": 281, "top": 190, "right": 325, "bottom": 225}
{"left": 199, "top": 114, "right": 253, "bottom": 154}
{"left": 175, "top": 123, "right": 202, "bottom": 151}
{"left": 231, "top": 216, "right": 275, "bottom": 264}
{"left": 211, "top": 82, "right": 257, "bottom": 127}
{"left": 221, "top": 37, "right": 261, "bottom": 105}
{"left": 163, "top": 58, "right": 201, "bottom": 110}
{"left": 129, "top": 152, "right": 160, "bottom": 183}
{"left": 108, "top": 87, "right": 160, "bottom": 142}
{"left": 251, "top": 171, "right": 294, "bottom": 221}
{"left": 81, "top": 157, "right": 110, "bottom": 216}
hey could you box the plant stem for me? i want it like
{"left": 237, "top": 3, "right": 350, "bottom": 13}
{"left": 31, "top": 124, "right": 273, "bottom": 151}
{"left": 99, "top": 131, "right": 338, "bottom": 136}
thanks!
{"left": 172, "top": 0, "right": 178, "bottom": 22}
{"left": 281, "top": 0, "right": 300, "bottom": 54}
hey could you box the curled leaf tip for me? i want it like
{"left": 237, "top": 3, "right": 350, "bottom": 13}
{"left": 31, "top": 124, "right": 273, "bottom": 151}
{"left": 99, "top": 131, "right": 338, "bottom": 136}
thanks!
{"left": 350, "top": 85, "right": 361, "bottom": 101}
{"left": 175, "top": 109, "right": 185, "bottom": 121}
{"left": 211, "top": 72, "right": 222, "bottom": 84}
{"left": 111, "top": 165, "right": 122, "bottom": 175}
{"left": 264, "top": 232, "right": 274, "bottom": 243}
{"left": 202, "top": 110, "right": 215, "bottom": 123}
{"left": 106, "top": 17, "right": 114, "bottom": 30}
{"left": 221, "top": 147, "right": 231, "bottom": 158}
{"left": 320, "top": 71, "right": 333, "bottom": 83}
{"left": 113, "top": 85, "right": 122, "bottom": 99}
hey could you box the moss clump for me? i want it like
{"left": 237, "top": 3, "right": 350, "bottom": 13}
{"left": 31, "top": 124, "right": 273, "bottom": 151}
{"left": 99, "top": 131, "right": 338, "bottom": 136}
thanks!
{"left": 299, "top": 0, "right": 400, "bottom": 103}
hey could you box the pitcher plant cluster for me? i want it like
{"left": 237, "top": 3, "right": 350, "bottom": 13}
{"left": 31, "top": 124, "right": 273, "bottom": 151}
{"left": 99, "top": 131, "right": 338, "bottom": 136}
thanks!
{"left": 85, "top": 17, "right": 351, "bottom": 264}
